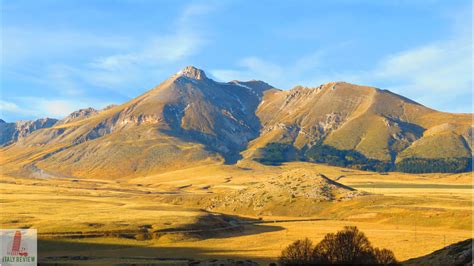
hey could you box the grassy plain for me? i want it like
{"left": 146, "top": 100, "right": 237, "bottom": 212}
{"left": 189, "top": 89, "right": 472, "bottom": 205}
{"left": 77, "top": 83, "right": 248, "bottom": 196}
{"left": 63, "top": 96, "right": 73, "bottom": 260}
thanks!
{"left": 0, "top": 161, "right": 472, "bottom": 264}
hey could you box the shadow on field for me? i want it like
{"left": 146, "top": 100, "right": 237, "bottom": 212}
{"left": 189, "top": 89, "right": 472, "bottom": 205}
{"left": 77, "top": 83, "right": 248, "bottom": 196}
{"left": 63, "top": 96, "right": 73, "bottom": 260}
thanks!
{"left": 38, "top": 239, "right": 269, "bottom": 265}
{"left": 155, "top": 212, "right": 285, "bottom": 240}
{"left": 38, "top": 214, "right": 283, "bottom": 264}
{"left": 38, "top": 212, "right": 284, "bottom": 241}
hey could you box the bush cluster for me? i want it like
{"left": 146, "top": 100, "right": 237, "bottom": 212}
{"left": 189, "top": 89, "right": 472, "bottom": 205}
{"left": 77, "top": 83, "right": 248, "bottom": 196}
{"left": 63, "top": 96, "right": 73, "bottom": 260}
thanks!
{"left": 304, "top": 145, "right": 391, "bottom": 172}
{"left": 279, "top": 226, "right": 398, "bottom": 265}
{"left": 395, "top": 157, "right": 472, "bottom": 173}
{"left": 256, "top": 142, "right": 472, "bottom": 174}
{"left": 255, "top": 143, "right": 295, "bottom": 165}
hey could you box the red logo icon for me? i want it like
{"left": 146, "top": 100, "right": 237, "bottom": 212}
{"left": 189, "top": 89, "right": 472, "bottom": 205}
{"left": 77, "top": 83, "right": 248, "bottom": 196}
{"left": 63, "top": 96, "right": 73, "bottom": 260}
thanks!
{"left": 9, "top": 230, "right": 28, "bottom": 256}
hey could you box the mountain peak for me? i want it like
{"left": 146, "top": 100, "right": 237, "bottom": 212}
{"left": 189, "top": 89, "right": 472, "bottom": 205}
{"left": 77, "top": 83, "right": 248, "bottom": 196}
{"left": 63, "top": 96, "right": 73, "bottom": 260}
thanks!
{"left": 176, "top": 66, "right": 207, "bottom": 80}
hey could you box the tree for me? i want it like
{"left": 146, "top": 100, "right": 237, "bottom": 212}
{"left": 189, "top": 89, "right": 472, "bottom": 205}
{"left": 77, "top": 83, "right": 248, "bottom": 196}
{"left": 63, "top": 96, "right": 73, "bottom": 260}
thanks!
{"left": 304, "top": 144, "right": 391, "bottom": 172}
{"left": 373, "top": 248, "right": 398, "bottom": 265}
{"left": 279, "top": 238, "right": 314, "bottom": 265}
{"left": 395, "top": 157, "right": 472, "bottom": 173}
{"left": 312, "top": 226, "right": 374, "bottom": 264}
{"left": 278, "top": 226, "right": 399, "bottom": 265}
{"left": 255, "top": 143, "right": 295, "bottom": 165}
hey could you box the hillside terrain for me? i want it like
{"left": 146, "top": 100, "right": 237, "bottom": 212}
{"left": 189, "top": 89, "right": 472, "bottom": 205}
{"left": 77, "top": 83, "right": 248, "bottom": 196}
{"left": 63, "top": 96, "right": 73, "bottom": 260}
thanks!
{"left": 1, "top": 66, "right": 471, "bottom": 178}
{"left": 403, "top": 238, "right": 472, "bottom": 266}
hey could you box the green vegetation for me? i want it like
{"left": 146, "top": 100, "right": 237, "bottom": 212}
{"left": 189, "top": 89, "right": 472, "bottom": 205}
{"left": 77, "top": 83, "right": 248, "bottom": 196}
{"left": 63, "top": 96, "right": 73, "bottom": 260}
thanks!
{"left": 304, "top": 144, "right": 392, "bottom": 172}
{"left": 395, "top": 157, "right": 472, "bottom": 173}
{"left": 256, "top": 143, "right": 472, "bottom": 174}
{"left": 279, "top": 226, "right": 398, "bottom": 265}
{"left": 254, "top": 143, "right": 296, "bottom": 165}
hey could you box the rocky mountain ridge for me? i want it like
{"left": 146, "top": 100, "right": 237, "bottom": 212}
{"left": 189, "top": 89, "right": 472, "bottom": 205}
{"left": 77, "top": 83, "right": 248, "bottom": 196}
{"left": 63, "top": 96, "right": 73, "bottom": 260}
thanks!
{"left": 0, "top": 117, "right": 58, "bottom": 146}
{"left": 1, "top": 66, "right": 472, "bottom": 178}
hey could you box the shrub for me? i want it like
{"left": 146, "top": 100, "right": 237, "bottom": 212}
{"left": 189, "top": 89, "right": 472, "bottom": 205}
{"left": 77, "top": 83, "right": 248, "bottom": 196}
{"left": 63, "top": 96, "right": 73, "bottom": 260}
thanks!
{"left": 278, "top": 238, "right": 314, "bottom": 265}
{"left": 278, "top": 226, "right": 398, "bottom": 265}
{"left": 373, "top": 248, "right": 398, "bottom": 265}
{"left": 312, "top": 226, "right": 375, "bottom": 264}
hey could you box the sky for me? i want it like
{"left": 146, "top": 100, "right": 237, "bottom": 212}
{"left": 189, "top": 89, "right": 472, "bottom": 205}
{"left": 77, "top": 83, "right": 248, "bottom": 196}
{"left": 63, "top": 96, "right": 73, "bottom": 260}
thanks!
{"left": 1, "top": 0, "right": 472, "bottom": 121}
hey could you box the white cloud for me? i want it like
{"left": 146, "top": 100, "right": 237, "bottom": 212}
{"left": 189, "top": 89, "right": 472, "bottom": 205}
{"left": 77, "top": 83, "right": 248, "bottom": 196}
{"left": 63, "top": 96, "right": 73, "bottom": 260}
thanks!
{"left": 46, "top": 65, "right": 85, "bottom": 96}
{"left": 38, "top": 100, "right": 82, "bottom": 118}
{"left": 2, "top": 2, "right": 218, "bottom": 121}
{"left": 373, "top": 39, "right": 471, "bottom": 94}
{"left": 1, "top": 27, "right": 132, "bottom": 67}
{"left": 211, "top": 25, "right": 472, "bottom": 113}
{"left": 89, "top": 3, "right": 212, "bottom": 74}
{"left": 89, "top": 34, "right": 204, "bottom": 72}
{"left": 211, "top": 52, "right": 325, "bottom": 88}
{"left": 1, "top": 97, "right": 114, "bottom": 120}
{"left": 347, "top": 27, "right": 472, "bottom": 113}
{"left": 0, "top": 100, "right": 23, "bottom": 113}
{"left": 212, "top": 57, "right": 283, "bottom": 83}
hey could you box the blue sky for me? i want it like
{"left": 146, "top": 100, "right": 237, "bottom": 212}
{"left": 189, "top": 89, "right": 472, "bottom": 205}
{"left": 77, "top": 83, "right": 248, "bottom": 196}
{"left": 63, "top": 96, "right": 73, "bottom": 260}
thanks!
{"left": 1, "top": 0, "right": 472, "bottom": 121}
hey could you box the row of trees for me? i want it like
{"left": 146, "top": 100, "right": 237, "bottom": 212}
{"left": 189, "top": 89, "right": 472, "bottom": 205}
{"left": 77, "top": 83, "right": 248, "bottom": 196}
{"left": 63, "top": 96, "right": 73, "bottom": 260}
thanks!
{"left": 254, "top": 143, "right": 296, "bottom": 165}
{"left": 395, "top": 157, "right": 472, "bottom": 173}
{"left": 279, "top": 226, "right": 398, "bottom": 265}
{"left": 255, "top": 142, "right": 473, "bottom": 173}
{"left": 304, "top": 144, "right": 392, "bottom": 172}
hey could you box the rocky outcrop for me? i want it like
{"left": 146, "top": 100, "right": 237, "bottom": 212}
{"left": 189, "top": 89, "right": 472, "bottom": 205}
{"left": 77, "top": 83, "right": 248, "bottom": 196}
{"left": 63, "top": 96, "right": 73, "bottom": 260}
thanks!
{"left": 0, "top": 118, "right": 58, "bottom": 146}
{"left": 57, "top": 107, "right": 99, "bottom": 125}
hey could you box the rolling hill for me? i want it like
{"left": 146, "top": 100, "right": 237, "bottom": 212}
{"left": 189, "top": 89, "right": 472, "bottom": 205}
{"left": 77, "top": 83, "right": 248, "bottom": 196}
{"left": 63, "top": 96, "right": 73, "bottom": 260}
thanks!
{"left": 0, "top": 66, "right": 472, "bottom": 178}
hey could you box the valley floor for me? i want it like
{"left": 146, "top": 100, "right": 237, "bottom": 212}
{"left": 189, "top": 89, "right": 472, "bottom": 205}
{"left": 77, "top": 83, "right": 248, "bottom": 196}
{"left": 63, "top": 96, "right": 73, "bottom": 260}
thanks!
{"left": 0, "top": 161, "right": 472, "bottom": 264}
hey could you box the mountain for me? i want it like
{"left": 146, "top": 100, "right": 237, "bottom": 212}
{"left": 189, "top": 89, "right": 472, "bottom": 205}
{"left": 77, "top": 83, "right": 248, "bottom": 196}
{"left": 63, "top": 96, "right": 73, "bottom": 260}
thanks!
{"left": 0, "top": 66, "right": 273, "bottom": 178}
{"left": 247, "top": 82, "right": 472, "bottom": 172}
{"left": 0, "top": 118, "right": 58, "bottom": 146}
{"left": 0, "top": 106, "right": 108, "bottom": 146}
{"left": 0, "top": 66, "right": 472, "bottom": 178}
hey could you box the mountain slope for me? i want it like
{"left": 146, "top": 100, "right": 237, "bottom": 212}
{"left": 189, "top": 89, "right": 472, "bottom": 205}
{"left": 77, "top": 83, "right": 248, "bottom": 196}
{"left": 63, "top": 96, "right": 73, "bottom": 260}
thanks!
{"left": 248, "top": 82, "right": 472, "bottom": 172}
{"left": 403, "top": 238, "right": 472, "bottom": 266}
{"left": 0, "top": 66, "right": 274, "bottom": 178}
{"left": 0, "top": 66, "right": 471, "bottom": 178}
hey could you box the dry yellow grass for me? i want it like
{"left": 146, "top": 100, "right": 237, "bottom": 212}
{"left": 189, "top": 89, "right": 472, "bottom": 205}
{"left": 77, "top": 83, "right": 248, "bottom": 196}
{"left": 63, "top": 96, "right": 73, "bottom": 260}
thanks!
{"left": 1, "top": 161, "right": 472, "bottom": 264}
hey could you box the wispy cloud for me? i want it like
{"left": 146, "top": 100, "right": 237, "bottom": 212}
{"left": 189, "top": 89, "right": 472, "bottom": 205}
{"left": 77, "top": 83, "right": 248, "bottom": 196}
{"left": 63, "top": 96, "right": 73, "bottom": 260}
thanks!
{"left": 211, "top": 16, "right": 471, "bottom": 113}
{"left": 344, "top": 16, "right": 472, "bottom": 113}
{"left": 1, "top": 27, "right": 132, "bottom": 67}
{"left": 88, "top": 2, "right": 213, "bottom": 78}
{"left": 211, "top": 57, "right": 284, "bottom": 83}
{"left": 211, "top": 51, "right": 325, "bottom": 88}
{"left": 372, "top": 34, "right": 471, "bottom": 95}
{"left": 0, "top": 100, "right": 23, "bottom": 114}
{"left": 2, "top": 2, "right": 218, "bottom": 120}
{"left": 0, "top": 97, "right": 114, "bottom": 121}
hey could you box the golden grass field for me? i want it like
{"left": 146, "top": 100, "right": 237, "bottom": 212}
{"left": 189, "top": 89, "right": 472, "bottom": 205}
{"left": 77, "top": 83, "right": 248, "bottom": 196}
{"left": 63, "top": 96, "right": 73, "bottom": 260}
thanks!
{"left": 0, "top": 161, "right": 472, "bottom": 264}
